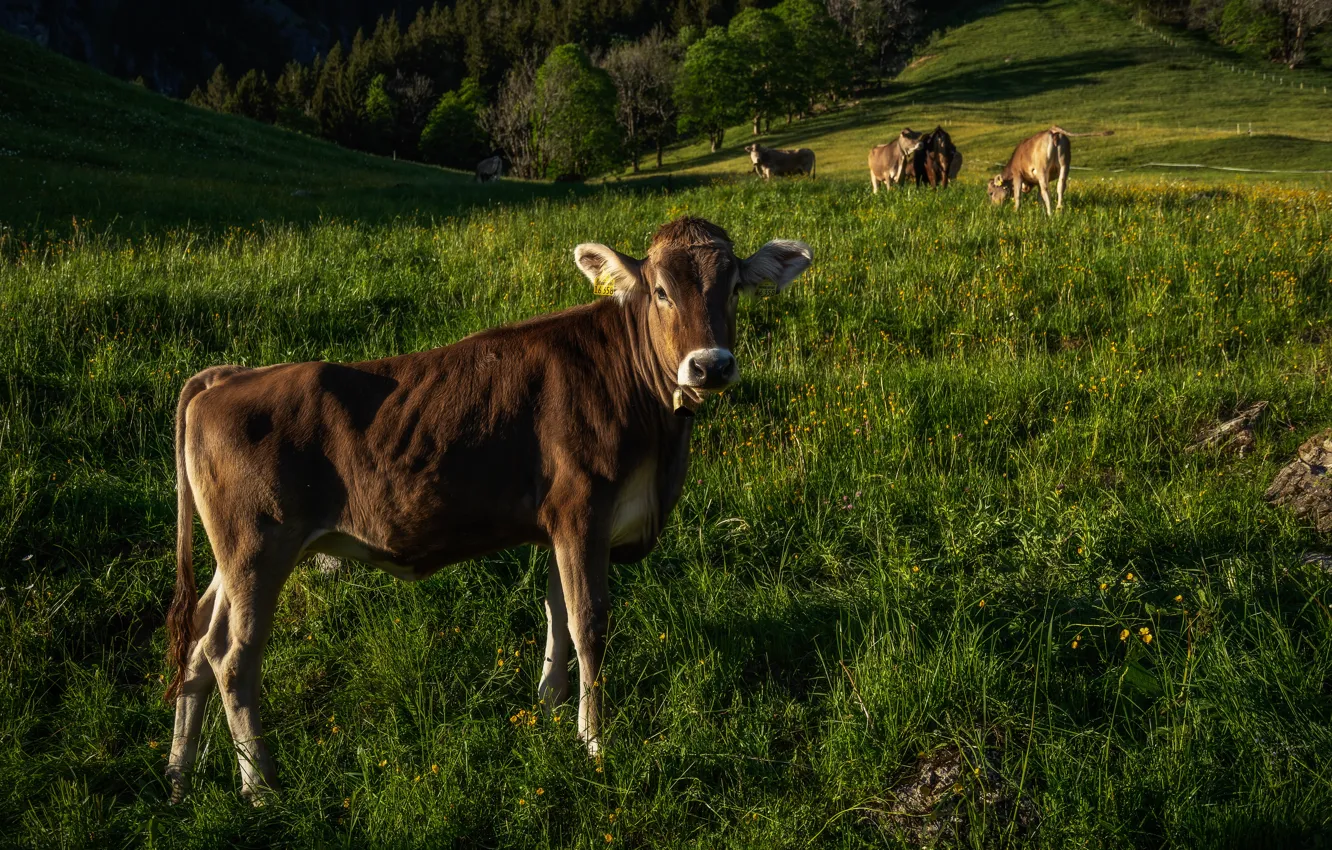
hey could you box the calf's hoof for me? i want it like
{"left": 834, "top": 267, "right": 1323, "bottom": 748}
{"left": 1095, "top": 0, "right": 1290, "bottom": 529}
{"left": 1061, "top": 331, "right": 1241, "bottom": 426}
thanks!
{"left": 241, "top": 784, "right": 278, "bottom": 808}
{"left": 165, "top": 768, "right": 190, "bottom": 805}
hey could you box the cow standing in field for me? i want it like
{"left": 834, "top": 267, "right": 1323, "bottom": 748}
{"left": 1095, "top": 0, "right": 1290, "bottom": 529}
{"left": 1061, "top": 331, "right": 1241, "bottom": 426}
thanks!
{"left": 987, "top": 125, "right": 1112, "bottom": 214}
{"left": 868, "top": 129, "right": 925, "bottom": 193}
{"left": 922, "top": 126, "right": 962, "bottom": 187}
{"left": 745, "top": 143, "right": 816, "bottom": 180}
{"left": 162, "top": 217, "right": 812, "bottom": 804}
{"left": 475, "top": 155, "right": 504, "bottom": 182}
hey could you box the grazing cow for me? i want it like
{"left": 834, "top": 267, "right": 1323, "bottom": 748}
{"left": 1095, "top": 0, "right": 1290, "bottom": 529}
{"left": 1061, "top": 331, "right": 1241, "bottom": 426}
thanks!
{"left": 868, "top": 129, "right": 925, "bottom": 193}
{"left": 475, "top": 155, "right": 504, "bottom": 182}
{"left": 162, "top": 217, "right": 812, "bottom": 803}
{"left": 744, "top": 143, "right": 816, "bottom": 180}
{"left": 987, "top": 125, "right": 1112, "bottom": 214}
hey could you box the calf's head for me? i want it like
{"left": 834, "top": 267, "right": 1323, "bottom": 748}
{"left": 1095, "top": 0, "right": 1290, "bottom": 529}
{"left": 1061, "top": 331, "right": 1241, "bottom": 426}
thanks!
{"left": 896, "top": 129, "right": 925, "bottom": 155}
{"left": 743, "top": 143, "right": 765, "bottom": 164}
{"left": 987, "top": 175, "right": 1011, "bottom": 204}
{"left": 574, "top": 217, "right": 811, "bottom": 415}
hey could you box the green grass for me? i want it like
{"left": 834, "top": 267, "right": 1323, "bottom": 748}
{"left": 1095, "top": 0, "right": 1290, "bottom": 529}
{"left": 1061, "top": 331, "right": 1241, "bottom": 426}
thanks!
{"left": 4, "top": 178, "right": 1332, "bottom": 847}
{"left": 660, "top": 0, "right": 1332, "bottom": 185}
{"left": 5, "top": 1, "right": 1332, "bottom": 846}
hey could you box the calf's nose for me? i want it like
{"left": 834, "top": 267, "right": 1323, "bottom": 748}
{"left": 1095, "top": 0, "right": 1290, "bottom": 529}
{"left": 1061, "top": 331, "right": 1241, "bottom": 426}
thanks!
{"left": 680, "top": 348, "right": 738, "bottom": 390}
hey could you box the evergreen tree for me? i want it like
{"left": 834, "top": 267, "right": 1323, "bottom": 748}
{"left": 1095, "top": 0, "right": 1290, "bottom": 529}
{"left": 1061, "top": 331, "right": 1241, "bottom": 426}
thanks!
{"left": 532, "top": 44, "right": 621, "bottom": 180}
{"left": 227, "top": 69, "right": 276, "bottom": 123}
{"left": 187, "top": 64, "right": 233, "bottom": 112}
{"left": 674, "top": 27, "right": 746, "bottom": 152}
{"left": 274, "top": 60, "right": 317, "bottom": 133}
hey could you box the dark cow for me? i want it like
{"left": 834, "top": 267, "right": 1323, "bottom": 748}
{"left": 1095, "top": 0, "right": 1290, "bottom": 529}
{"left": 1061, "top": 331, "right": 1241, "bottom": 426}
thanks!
{"left": 475, "top": 155, "right": 504, "bottom": 182}
{"left": 162, "top": 217, "right": 812, "bottom": 803}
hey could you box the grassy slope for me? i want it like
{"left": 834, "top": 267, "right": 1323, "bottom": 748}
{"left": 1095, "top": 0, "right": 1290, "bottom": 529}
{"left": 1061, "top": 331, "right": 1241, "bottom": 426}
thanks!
{"left": 0, "top": 32, "right": 612, "bottom": 238}
{"left": 660, "top": 0, "right": 1332, "bottom": 183}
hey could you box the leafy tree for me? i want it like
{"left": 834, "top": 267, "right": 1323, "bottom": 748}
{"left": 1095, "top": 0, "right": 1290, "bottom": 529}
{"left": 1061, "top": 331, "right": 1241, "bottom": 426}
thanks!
{"left": 532, "top": 44, "right": 621, "bottom": 180}
{"left": 1220, "top": 0, "right": 1285, "bottom": 56}
{"left": 227, "top": 69, "right": 276, "bottom": 123}
{"left": 727, "top": 8, "right": 794, "bottom": 135}
{"left": 825, "top": 0, "right": 923, "bottom": 78}
{"left": 602, "top": 29, "right": 680, "bottom": 172}
{"left": 420, "top": 78, "right": 488, "bottom": 167}
{"left": 363, "top": 73, "right": 397, "bottom": 153}
{"left": 480, "top": 56, "right": 540, "bottom": 178}
{"left": 674, "top": 27, "right": 747, "bottom": 152}
{"left": 774, "top": 0, "right": 856, "bottom": 113}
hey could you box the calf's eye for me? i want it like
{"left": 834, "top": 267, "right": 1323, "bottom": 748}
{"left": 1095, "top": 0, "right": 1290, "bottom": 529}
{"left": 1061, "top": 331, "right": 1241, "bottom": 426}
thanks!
{"left": 655, "top": 287, "right": 669, "bottom": 302}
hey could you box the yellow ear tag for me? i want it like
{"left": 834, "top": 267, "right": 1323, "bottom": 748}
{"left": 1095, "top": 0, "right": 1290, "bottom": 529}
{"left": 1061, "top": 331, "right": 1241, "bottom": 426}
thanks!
{"left": 591, "top": 274, "right": 617, "bottom": 297}
{"left": 755, "top": 280, "right": 779, "bottom": 297}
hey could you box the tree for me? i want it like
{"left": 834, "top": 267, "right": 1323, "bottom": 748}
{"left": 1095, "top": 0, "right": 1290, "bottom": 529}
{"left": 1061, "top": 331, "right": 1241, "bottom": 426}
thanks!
{"left": 1271, "top": 0, "right": 1332, "bottom": 66}
{"left": 363, "top": 74, "right": 397, "bottom": 153}
{"left": 187, "top": 64, "right": 233, "bottom": 112}
{"left": 674, "top": 27, "right": 747, "bottom": 152}
{"left": 274, "top": 60, "right": 317, "bottom": 134}
{"left": 602, "top": 29, "right": 680, "bottom": 172}
{"left": 227, "top": 69, "right": 276, "bottom": 123}
{"left": 727, "top": 9, "right": 795, "bottom": 135}
{"left": 420, "top": 78, "right": 487, "bottom": 167}
{"left": 773, "top": 0, "right": 856, "bottom": 113}
{"left": 825, "top": 0, "right": 923, "bottom": 78}
{"left": 532, "top": 44, "right": 621, "bottom": 180}
{"left": 480, "top": 56, "right": 540, "bottom": 178}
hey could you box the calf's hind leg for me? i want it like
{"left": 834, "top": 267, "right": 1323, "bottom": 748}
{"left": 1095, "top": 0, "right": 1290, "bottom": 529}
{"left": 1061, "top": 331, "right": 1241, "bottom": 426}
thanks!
{"left": 205, "top": 535, "right": 302, "bottom": 802}
{"left": 165, "top": 577, "right": 221, "bottom": 803}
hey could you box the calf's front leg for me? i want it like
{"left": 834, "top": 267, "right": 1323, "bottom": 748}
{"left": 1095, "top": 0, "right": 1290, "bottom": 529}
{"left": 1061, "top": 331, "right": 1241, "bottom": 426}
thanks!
{"left": 538, "top": 559, "right": 572, "bottom": 708}
{"left": 552, "top": 532, "right": 611, "bottom": 756}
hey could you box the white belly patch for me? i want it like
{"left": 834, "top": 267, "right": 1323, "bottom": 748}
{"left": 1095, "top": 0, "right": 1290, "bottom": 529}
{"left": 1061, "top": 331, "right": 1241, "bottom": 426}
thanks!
{"left": 302, "top": 530, "right": 423, "bottom": 582}
{"left": 610, "top": 462, "right": 658, "bottom": 548}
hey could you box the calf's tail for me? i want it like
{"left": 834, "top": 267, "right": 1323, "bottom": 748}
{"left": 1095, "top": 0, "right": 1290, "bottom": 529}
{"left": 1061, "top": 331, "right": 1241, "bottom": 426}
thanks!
{"left": 163, "top": 366, "right": 242, "bottom": 702}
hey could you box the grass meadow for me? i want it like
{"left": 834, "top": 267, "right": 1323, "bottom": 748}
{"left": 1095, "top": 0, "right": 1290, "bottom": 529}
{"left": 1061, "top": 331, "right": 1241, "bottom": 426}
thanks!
{"left": 4, "top": 175, "right": 1332, "bottom": 848}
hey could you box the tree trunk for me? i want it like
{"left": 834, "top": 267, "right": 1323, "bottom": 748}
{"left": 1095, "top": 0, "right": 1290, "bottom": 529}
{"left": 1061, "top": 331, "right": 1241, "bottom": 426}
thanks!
{"left": 752, "top": 114, "right": 761, "bottom": 135}
{"left": 656, "top": 139, "right": 663, "bottom": 168}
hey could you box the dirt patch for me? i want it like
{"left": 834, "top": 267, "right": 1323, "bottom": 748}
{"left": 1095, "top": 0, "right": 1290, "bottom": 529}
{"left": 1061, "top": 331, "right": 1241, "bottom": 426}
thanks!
{"left": 870, "top": 739, "right": 1037, "bottom": 845}
{"left": 1265, "top": 428, "right": 1332, "bottom": 534}
{"left": 906, "top": 54, "right": 938, "bottom": 71}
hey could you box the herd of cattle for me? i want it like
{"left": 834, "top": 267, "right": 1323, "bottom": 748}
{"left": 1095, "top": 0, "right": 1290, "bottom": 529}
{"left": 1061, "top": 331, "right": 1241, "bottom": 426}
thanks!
{"left": 474, "top": 125, "right": 1111, "bottom": 216}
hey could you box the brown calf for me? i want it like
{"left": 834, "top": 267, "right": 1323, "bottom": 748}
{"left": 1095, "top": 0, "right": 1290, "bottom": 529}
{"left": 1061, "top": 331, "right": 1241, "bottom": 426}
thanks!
{"left": 163, "top": 217, "right": 812, "bottom": 803}
{"left": 987, "top": 125, "right": 1112, "bottom": 214}
{"left": 868, "top": 129, "right": 925, "bottom": 193}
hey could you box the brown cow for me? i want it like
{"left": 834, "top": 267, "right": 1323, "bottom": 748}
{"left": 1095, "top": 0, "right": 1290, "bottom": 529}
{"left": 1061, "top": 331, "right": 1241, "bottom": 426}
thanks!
{"left": 987, "top": 125, "right": 1112, "bottom": 214}
{"left": 868, "top": 129, "right": 925, "bottom": 193}
{"left": 162, "top": 218, "right": 812, "bottom": 803}
{"left": 745, "top": 143, "right": 816, "bottom": 180}
{"left": 922, "top": 126, "right": 962, "bottom": 188}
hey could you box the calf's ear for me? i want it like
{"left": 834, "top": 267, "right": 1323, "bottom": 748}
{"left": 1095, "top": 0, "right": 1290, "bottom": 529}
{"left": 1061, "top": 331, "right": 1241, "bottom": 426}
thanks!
{"left": 573, "top": 243, "right": 644, "bottom": 298}
{"left": 739, "top": 240, "right": 812, "bottom": 296}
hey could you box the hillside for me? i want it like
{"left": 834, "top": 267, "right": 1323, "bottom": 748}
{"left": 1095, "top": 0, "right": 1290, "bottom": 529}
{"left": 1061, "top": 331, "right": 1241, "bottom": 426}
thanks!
{"left": 662, "top": 0, "right": 1332, "bottom": 184}
{"left": 0, "top": 31, "right": 591, "bottom": 238}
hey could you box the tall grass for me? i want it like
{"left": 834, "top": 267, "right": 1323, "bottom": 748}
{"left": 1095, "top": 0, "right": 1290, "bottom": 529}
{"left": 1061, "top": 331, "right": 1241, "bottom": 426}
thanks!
{"left": 2, "top": 177, "right": 1332, "bottom": 847}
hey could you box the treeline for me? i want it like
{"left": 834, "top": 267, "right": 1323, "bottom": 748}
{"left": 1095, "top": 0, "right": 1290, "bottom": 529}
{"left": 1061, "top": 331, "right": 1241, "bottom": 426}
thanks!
{"left": 1123, "top": 0, "right": 1331, "bottom": 67}
{"left": 186, "top": 0, "right": 974, "bottom": 179}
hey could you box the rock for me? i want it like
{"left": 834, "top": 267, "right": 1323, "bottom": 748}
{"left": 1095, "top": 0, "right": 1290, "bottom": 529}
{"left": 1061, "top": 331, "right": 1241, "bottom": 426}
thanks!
{"left": 1300, "top": 553, "right": 1332, "bottom": 576}
{"left": 1266, "top": 429, "right": 1332, "bottom": 533}
{"left": 1186, "top": 400, "right": 1268, "bottom": 456}
{"left": 291, "top": 189, "right": 314, "bottom": 198}
{"left": 872, "top": 739, "right": 1037, "bottom": 846}
{"left": 311, "top": 553, "right": 342, "bottom": 575}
